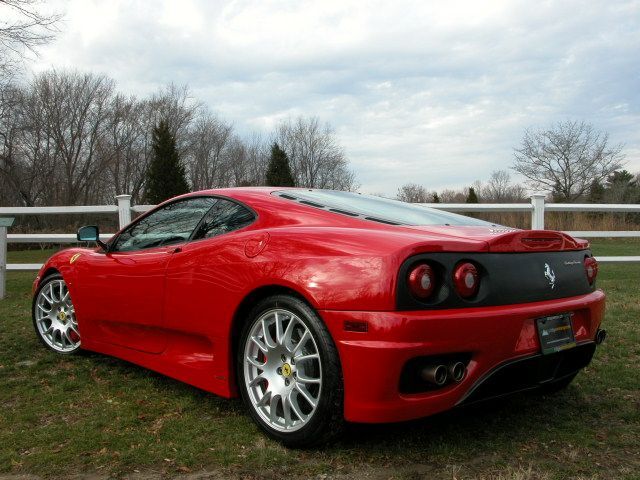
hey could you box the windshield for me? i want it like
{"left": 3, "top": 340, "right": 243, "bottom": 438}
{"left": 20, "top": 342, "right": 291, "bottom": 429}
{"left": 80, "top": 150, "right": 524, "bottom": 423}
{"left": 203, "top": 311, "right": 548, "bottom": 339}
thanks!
{"left": 275, "top": 190, "right": 494, "bottom": 226}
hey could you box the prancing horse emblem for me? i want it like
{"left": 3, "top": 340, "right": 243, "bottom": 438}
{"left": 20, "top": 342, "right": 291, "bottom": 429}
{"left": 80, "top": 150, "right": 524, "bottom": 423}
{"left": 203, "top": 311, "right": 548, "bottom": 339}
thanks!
{"left": 544, "top": 263, "right": 556, "bottom": 289}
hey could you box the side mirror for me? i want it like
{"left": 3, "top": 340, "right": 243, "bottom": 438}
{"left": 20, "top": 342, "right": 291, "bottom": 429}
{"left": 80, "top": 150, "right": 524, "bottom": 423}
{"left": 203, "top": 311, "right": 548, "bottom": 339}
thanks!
{"left": 77, "top": 225, "right": 99, "bottom": 242}
{"left": 77, "top": 225, "right": 108, "bottom": 250}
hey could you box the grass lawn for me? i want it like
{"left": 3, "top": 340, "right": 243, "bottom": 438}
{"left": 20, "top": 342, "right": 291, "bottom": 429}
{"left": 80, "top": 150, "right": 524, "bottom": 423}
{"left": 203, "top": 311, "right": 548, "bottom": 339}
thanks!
{"left": 588, "top": 238, "right": 640, "bottom": 257}
{"left": 1, "top": 245, "right": 639, "bottom": 479}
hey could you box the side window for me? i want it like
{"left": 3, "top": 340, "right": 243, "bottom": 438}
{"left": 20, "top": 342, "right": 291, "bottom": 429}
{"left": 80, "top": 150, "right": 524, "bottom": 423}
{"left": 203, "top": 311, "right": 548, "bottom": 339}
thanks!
{"left": 113, "top": 197, "right": 216, "bottom": 252}
{"left": 192, "top": 198, "right": 255, "bottom": 240}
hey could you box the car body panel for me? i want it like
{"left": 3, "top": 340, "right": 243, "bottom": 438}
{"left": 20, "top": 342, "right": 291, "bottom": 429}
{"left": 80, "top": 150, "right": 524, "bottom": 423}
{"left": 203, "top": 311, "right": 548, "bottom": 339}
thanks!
{"left": 321, "top": 289, "right": 605, "bottom": 422}
{"left": 73, "top": 246, "right": 176, "bottom": 353}
{"left": 32, "top": 187, "right": 605, "bottom": 422}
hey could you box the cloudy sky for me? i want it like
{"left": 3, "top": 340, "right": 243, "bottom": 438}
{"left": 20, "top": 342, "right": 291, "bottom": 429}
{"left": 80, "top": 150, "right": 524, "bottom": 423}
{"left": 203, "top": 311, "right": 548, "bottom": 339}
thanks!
{"left": 29, "top": 0, "right": 640, "bottom": 195}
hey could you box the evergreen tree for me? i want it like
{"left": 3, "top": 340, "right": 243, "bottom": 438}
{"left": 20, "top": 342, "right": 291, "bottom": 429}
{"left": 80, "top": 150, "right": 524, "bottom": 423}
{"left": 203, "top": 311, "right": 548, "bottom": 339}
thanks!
{"left": 605, "top": 170, "right": 638, "bottom": 203}
{"left": 466, "top": 187, "right": 479, "bottom": 203}
{"left": 265, "top": 143, "right": 295, "bottom": 187}
{"left": 607, "top": 169, "right": 635, "bottom": 187}
{"left": 587, "top": 179, "right": 605, "bottom": 203}
{"left": 145, "top": 120, "right": 189, "bottom": 203}
{"left": 432, "top": 192, "right": 440, "bottom": 203}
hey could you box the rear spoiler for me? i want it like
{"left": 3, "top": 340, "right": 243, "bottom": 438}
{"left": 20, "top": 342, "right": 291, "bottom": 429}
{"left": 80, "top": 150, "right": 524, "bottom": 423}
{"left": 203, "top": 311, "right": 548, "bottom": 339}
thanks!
{"left": 487, "top": 230, "right": 589, "bottom": 252}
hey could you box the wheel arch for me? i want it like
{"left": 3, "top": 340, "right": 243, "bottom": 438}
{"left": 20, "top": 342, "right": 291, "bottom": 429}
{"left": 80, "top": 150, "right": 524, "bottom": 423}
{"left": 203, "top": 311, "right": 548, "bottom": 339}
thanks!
{"left": 32, "top": 268, "right": 61, "bottom": 310}
{"left": 38, "top": 267, "right": 61, "bottom": 286}
{"left": 228, "top": 283, "right": 321, "bottom": 395}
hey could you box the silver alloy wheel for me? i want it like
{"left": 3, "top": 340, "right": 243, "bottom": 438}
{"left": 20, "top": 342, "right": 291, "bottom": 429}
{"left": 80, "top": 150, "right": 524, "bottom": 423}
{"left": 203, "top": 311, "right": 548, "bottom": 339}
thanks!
{"left": 243, "top": 308, "right": 322, "bottom": 432}
{"left": 34, "top": 278, "right": 81, "bottom": 353}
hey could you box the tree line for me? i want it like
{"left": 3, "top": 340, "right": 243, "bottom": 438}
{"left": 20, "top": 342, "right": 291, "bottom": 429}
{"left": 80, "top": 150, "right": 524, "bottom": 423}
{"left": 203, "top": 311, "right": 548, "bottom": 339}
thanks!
{"left": 397, "top": 169, "right": 528, "bottom": 204}
{"left": 0, "top": 70, "right": 357, "bottom": 207}
{"left": 398, "top": 120, "right": 638, "bottom": 205}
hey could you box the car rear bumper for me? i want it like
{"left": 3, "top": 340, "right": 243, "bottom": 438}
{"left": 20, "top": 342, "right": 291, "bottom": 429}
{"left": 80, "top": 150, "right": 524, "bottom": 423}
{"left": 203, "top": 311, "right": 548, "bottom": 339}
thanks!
{"left": 320, "top": 289, "right": 605, "bottom": 423}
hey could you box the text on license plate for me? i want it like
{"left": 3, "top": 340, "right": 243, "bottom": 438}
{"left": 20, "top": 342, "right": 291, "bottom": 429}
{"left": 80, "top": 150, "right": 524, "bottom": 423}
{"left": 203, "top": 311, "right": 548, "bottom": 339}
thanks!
{"left": 536, "top": 313, "right": 576, "bottom": 355}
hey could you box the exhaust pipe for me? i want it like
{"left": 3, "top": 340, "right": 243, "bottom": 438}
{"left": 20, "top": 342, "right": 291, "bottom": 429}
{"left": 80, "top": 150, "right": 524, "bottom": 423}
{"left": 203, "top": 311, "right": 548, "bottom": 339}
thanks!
{"left": 421, "top": 364, "right": 448, "bottom": 386}
{"left": 448, "top": 361, "right": 466, "bottom": 383}
{"left": 595, "top": 328, "right": 607, "bottom": 345}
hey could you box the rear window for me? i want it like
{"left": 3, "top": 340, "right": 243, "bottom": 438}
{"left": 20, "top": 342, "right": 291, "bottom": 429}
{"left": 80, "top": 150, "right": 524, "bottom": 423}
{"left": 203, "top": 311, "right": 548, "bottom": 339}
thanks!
{"left": 274, "top": 190, "right": 493, "bottom": 226}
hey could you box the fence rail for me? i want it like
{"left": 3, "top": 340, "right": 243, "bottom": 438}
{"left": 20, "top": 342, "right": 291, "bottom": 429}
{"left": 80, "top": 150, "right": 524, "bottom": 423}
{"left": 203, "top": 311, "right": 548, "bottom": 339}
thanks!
{"left": 0, "top": 193, "right": 638, "bottom": 276}
{"left": 0, "top": 205, "right": 118, "bottom": 215}
{"left": 8, "top": 233, "right": 114, "bottom": 243}
{"left": 417, "top": 202, "right": 640, "bottom": 213}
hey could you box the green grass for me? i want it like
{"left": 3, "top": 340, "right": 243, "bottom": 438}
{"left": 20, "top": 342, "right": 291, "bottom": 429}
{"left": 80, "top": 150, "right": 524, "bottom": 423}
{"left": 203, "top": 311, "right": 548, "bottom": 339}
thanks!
{"left": 1, "top": 245, "right": 639, "bottom": 479}
{"left": 7, "top": 248, "right": 60, "bottom": 263}
{"left": 588, "top": 238, "right": 640, "bottom": 257}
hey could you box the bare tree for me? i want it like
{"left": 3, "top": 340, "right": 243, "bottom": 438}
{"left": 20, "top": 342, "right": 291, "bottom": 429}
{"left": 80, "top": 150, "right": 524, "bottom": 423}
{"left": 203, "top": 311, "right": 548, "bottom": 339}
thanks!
{"left": 439, "top": 189, "right": 466, "bottom": 203}
{"left": 396, "top": 183, "right": 431, "bottom": 203}
{"left": 241, "top": 132, "right": 269, "bottom": 186}
{"left": 99, "top": 93, "right": 148, "bottom": 202}
{"left": 0, "top": 81, "right": 42, "bottom": 206}
{"left": 274, "top": 116, "right": 357, "bottom": 191}
{"left": 186, "top": 112, "right": 234, "bottom": 189}
{"left": 0, "top": 0, "right": 62, "bottom": 77}
{"left": 107, "top": 84, "right": 200, "bottom": 201}
{"left": 513, "top": 121, "right": 625, "bottom": 201}
{"left": 10, "top": 70, "right": 115, "bottom": 205}
{"left": 225, "top": 137, "right": 250, "bottom": 186}
{"left": 480, "top": 170, "right": 527, "bottom": 202}
{"left": 146, "top": 84, "right": 200, "bottom": 152}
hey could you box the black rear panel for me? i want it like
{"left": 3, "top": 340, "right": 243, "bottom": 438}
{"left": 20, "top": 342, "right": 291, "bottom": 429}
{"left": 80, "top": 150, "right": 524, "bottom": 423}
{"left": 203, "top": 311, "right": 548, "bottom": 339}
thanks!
{"left": 397, "top": 250, "right": 595, "bottom": 310}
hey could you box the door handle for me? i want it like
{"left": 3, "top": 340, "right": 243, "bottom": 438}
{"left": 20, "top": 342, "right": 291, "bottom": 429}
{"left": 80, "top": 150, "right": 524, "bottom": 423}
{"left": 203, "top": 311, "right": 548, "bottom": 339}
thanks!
{"left": 171, "top": 247, "right": 182, "bottom": 254}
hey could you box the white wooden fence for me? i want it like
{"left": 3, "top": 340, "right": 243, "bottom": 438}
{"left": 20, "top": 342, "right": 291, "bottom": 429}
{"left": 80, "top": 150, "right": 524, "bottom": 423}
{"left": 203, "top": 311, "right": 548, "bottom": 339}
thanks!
{"left": 1, "top": 193, "right": 639, "bottom": 274}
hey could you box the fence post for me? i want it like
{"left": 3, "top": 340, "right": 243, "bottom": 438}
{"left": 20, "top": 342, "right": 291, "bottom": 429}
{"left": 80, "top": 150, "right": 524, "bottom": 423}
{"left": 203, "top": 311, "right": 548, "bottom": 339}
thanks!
{"left": 115, "top": 194, "right": 132, "bottom": 229}
{"left": 530, "top": 193, "right": 546, "bottom": 230}
{"left": 0, "top": 217, "right": 15, "bottom": 300}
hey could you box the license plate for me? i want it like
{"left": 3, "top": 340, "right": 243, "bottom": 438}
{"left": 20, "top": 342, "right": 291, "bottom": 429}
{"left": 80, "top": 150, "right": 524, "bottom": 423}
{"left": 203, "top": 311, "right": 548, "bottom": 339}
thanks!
{"left": 536, "top": 313, "right": 576, "bottom": 355}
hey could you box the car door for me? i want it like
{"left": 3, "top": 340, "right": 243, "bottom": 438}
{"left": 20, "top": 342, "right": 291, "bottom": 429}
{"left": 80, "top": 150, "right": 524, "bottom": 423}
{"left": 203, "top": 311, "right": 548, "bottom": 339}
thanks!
{"left": 77, "top": 196, "right": 217, "bottom": 354}
{"left": 161, "top": 198, "right": 256, "bottom": 370}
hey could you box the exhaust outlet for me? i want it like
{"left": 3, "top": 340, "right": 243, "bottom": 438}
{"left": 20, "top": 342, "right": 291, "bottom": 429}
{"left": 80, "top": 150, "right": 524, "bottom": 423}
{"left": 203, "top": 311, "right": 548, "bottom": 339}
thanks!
{"left": 595, "top": 328, "right": 607, "bottom": 345}
{"left": 448, "top": 361, "right": 466, "bottom": 383}
{"left": 420, "top": 364, "right": 448, "bottom": 386}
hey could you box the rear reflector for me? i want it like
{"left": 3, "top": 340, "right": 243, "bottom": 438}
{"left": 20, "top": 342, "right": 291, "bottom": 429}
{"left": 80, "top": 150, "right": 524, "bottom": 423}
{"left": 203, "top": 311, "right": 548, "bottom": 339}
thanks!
{"left": 344, "top": 320, "right": 368, "bottom": 333}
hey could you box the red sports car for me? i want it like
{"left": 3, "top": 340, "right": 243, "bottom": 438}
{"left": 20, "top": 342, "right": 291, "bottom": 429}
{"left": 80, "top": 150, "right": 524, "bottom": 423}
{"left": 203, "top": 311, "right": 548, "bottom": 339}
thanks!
{"left": 32, "top": 188, "right": 606, "bottom": 446}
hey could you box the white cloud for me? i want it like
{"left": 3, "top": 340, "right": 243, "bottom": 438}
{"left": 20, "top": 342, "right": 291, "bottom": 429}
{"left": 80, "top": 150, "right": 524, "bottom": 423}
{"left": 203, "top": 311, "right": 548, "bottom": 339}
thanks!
{"left": 31, "top": 0, "right": 640, "bottom": 194}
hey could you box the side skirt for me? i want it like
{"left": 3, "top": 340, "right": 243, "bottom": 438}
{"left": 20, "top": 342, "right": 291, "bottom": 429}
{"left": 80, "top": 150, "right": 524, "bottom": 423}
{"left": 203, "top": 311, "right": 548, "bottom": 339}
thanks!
{"left": 81, "top": 335, "right": 234, "bottom": 399}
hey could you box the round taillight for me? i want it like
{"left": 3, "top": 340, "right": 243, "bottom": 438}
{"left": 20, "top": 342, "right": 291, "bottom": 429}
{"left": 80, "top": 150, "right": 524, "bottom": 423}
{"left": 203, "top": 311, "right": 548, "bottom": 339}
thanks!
{"left": 453, "top": 262, "right": 480, "bottom": 298}
{"left": 408, "top": 263, "right": 436, "bottom": 300}
{"left": 584, "top": 257, "right": 598, "bottom": 285}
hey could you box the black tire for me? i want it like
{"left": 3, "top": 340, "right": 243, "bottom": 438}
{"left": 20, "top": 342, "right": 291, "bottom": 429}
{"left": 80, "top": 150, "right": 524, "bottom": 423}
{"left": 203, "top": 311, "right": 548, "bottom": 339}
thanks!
{"left": 540, "top": 373, "right": 578, "bottom": 395}
{"left": 32, "top": 273, "right": 82, "bottom": 355}
{"left": 237, "top": 294, "right": 344, "bottom": 447}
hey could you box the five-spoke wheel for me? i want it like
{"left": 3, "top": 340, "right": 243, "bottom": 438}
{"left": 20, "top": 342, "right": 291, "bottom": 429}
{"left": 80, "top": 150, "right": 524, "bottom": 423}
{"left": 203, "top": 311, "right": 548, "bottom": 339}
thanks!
{"left": 238, "top": 295, "right": 343, "bottom": 446}
{"left": 32, "top": 274, "right": 81, "bottom": 354}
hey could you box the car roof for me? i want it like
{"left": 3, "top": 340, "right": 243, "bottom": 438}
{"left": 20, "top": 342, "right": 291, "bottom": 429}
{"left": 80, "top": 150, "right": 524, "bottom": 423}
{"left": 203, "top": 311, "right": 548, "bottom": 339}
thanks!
{"left": 177, "top": 187, "right": 313, "bottom": 207}
{"left": 173, "top": 187, "right": 382, "bottom": 229}
{"left": 178, "top": 186, "right": 284, "bottom": 199}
